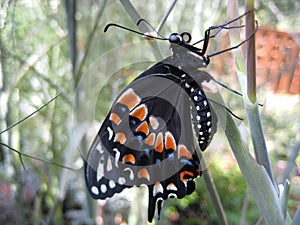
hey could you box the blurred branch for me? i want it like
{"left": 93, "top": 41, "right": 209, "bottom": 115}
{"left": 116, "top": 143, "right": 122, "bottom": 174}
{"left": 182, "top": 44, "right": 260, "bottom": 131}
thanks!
{"left": 280, "top": 142, "right": 300, "bottom": 184}
{"left": 0, "top": 92, "right": 62, "bottom": 135}
{"left": 279, "top": 180, "right": 292, "bottom": 223}
{"left": 64, "top": 0, "right": 77, "bottom": 88}
{"left": 155, "top": 0, "right": 177, "bottom": 33}
{"left": 0, "top": 143, "right": 75, "bottom": 170}
{"left": 75, "top": 0, "right": 108, "bottom": 87}
{"left": 61, "top": 2, "right": 89, "bottom": 225}
{"left": 201, "top": 160, "right": 229, "bottom": 225}
{"left": 291, "top": 206, "right": 300, "bottom": 225}
{"left": 240, "top": 190, "right": 249, "bottom": 225}
{"left": 119, "top": 0, "right": 164, "bottom": 60}
{"left": 119, "top": 0, "right": 149, "bottom": 32}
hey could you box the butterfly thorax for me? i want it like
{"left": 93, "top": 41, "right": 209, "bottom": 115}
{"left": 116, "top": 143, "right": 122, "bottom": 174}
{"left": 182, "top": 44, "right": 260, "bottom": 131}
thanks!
{"left": 171, "top": 45, "right": 207, "bottom": 69}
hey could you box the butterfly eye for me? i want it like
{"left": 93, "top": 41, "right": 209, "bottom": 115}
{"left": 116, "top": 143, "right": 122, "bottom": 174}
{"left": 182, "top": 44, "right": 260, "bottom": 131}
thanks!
{"left": 169, "top": 33, "right": 182, "bottom": 44}
{"left": 181, "top": 32, "right": 192, "bottom": 43}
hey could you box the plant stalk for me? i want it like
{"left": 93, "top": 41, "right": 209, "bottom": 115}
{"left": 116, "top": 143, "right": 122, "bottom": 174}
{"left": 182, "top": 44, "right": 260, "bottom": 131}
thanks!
{"left": 227, "top": 0, "right": 276, "bottom": 188}
{"left": 223, "top": 0, "right": 286, "bottom": 223}
{"left": 202, "top": 164, "right": 229, "bottom": 225}
{"left": 291, "top": 206, "right": 300, "bottom": 225}
{"left": 207, "top": 90, "right": 285, "bottom": 225}
{"left": 119, "top": 0, "right": 163, "bottom": 60}
{"left": 155, "top": 0, "right": 177, "bottom": 32}
{"left": 245, "top": 1, "right": 256, "bottom": 103}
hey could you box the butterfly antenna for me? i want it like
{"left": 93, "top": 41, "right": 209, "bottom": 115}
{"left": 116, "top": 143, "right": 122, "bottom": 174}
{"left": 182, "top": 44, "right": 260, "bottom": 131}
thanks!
{"left": 210, "top": 9, "right": 254, "bottom": 31}
{"left": 193, "top": 24, "right": 245, "bottom": 46}
{"left": 192, "top": 28, "right": 222, "bottom": 45}
{"left": 104, "top": 23, "right": 168, "bottom": 41}
{"left": 207, "top": 20, "right": 258, "bottom": 59}
{"left": 136, "top": 18, "right": 168, "bottom": 39}
{"left": 192, "top": 9, "right": 254, "bottom": 46}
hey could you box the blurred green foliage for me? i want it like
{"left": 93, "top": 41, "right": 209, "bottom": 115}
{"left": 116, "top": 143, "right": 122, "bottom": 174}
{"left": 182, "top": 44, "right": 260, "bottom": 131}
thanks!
{"left": 160, "top": 156, "right": 259, "bottom": 225}
{"left": 0, "top": 1, "right": 299, "bottom": 225}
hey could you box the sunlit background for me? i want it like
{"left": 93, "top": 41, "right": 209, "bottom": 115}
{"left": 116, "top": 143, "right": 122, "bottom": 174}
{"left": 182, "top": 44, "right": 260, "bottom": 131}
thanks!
{"left": 0, "top": 1, "right": 299, "bottom": 225}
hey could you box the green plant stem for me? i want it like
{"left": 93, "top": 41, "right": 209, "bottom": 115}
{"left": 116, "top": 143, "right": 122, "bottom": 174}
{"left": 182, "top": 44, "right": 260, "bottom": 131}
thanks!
{"left": 245, "top": 104, "right": 276, "bottom": 186}
{"left": 207, "top": 90, "right": 285, "bottom": 225}
{"left": 155, "top": 0, "right": 177, "bottom": 32}
{"left": 240, "top": 190, "right": 249, "bottom": 225}
{"left": 291, "top": 206, "right": 300, "bottom": 225}
{"left": 280, "top": 142, "right": 300, "bottom": 184}
{"left": 245, "top": 0, "right": 256, "bottom": 103}
{"left": 279, "top": 180, "right": 292, "bottom": 223}
{"left": 227, "top": 0, "right": 276, "bottom": 188}
{"left": 245, "top": 1, "right": 274, "bottom": 184}
{"left": 119, "top": 0, "right": 163, "bottom": 60}
{"left": 202, "top": 164, "right": 229, "bottom": 225}
{"left": 225, "top": 0, "right": 286, "bottom": 224}
{"left": 64, "top": 0, "right": 77, "bottom": 88}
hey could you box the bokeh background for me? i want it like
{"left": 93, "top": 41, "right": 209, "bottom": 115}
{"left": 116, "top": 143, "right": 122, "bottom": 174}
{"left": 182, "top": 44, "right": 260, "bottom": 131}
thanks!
{"left": 0, "top": 1, "right": 299, "bottom": 225}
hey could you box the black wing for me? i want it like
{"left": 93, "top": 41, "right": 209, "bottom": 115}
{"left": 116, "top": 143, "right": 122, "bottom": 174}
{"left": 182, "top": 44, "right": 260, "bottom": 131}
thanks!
{"left": 85, "top": 61, "right": 217, "bottom": 222}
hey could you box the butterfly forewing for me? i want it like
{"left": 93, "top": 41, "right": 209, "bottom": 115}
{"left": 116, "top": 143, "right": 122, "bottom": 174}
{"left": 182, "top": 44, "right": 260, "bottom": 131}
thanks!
{"left": 85, "top": 60, "right": 217, "bottom": 222}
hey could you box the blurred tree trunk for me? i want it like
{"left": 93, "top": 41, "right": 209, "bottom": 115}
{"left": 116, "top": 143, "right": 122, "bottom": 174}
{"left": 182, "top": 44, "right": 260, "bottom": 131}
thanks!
{"left": 60, "top": 1, "right": 90, "bottom": 225}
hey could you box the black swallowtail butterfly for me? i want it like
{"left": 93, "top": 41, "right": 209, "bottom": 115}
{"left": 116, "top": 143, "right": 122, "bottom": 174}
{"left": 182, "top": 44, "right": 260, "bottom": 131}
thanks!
{"left": 85, "top": 12, "right": 255, "bottom": 222}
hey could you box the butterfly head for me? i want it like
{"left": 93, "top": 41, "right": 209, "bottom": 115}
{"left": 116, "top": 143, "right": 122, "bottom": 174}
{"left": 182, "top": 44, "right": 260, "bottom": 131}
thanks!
{"left": 168, "top": 32, "right": 192, "bottom": 45}
{"left": 168, "top": 32, "right": 210, "bottom": 70}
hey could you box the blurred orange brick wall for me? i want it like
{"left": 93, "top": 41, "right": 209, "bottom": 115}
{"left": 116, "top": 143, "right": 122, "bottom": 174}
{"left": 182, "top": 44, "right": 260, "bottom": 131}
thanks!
{"left": 210, "top": 26, "right": 300, "bottom": 95}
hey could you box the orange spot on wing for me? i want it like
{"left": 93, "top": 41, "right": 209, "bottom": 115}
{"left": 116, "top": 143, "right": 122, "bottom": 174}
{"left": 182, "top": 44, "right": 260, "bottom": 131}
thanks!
{"left": 155, "top": 132, "right": 163, "bottom": 153}
{"left": 145, "top": 133, "right": 156, "bottom": 146}
{"left": 130, "top": 104, "right": 148, "bottom": 121}
{"left": 109, "top": 112, "right": 121, "bottom": 125}
{"left": 178, "top": 144, "right": 192, "bottom": 159}
{"left": 114, "top": 132, "right": 126, "bottom": 144}
{"left": 165, "top": 131, "right": 176, "bottom": 151}
{"left": 137, "top": 168, "right": 150, "bottom": 180}
{"left": 180, "top": 171, "right": 194, "bottom": 182}
{"left": 135, "top": 121, "right": 149, "bottom": 135}
{"left": 122, "top": 154, "right": 136, "bottom": 164}
{"left": 117, "top": 88, "right": 141, "bottom": 110}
